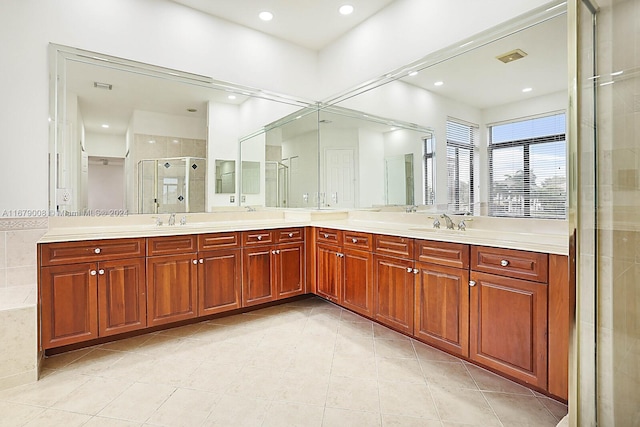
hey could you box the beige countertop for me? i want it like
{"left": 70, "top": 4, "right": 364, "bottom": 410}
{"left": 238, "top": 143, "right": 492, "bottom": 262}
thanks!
{"left": 39, "top": 209, "right": 569, "bottom": 255}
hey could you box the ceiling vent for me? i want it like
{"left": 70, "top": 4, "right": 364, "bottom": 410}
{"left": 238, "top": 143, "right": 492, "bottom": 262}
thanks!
{"left": 93, "top": 81, "right": 112, "bottom": 90}
{"left": 496, "top": 49, "right": 528, "bottom": 64}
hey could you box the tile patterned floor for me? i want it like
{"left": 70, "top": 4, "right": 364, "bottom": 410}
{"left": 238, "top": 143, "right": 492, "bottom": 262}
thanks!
{"left": 0, "top": 297, "right": 568, "bottom": 426}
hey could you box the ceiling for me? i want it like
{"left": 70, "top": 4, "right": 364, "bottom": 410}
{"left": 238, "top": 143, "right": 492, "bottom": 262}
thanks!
{"left": 169, "top": 0, "right": 397, "bottom": 50}
{"left": 66, "top": 4, "right": 567, "bottom": 137}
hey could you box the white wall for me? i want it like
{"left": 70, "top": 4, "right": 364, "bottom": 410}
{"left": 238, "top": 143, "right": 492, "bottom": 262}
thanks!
{"left": 87, "top": 160, "right": 125, "bottom": 210}
{"left": 85, "top": 132, "right": 126, "bottom": 158}
{"left": 208, "top": 102, "right": 240, "bottom": 207}
{"left": 358, "top": 128, "right": 385, "bottom": 207}
{"left": 131, "top": 111, "right": 206, "bottom": 140}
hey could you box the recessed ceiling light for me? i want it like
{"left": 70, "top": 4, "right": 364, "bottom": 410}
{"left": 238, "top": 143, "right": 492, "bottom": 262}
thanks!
{"left": 408, "top": 71, "right": 418, "bottom": 77}
{"left": 228, "top": 95, "right": 236, "bottom": 100}
{"left": 101, "top": 124, "right": 109, "bottom": 128}
{"left": 187, "top": 108, "right": 197, "bottom": 113}
{"left": 522, "top": 87, "right": 533, "bottom": 93}
{"left": 339, "top": 5, "right": 354, "bottom": 15}
{"left": 148, "top": 140, "right": 156, "bottom": 144}
{"left": 259, "top": 11, "right": 273, "bottom": 21}
{"left": 172, "top": 139, "right": 179, "bottom": 144}
{"left": 93, "top": 82, "right": 112, "bottom": 90}
{"left": 434, "top": 81, "right": 444, "bottom": 86}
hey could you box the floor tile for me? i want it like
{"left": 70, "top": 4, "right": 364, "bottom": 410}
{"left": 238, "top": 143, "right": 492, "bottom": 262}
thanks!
{"left": 430, "top": 386, "right": 502, "bottom": 426}
{"left": 334, "top": 335, "right": 375, "bottom": 359}
{"left": 376, "top": 357, "right": 425, "bottom": 383}
{"left": 337, "top": 320, "right": 374, "bottom": 339}
{"left": 483, "top": 392, "right": 559, "bottom": 426}
{"left": 413, "top": 341, "right": 461, "bottom": 363}
{"left": 538, "top": 396, "right": 568, "bottom": 421}
{"left": 182, "top": 360, "right": 242, "bottom": 393}
{"left": 145, "top": 387, "right": 218, "bottom": 427}
{"left": 262, "top": 401, "right": 324, "bottom": 427}
{"left": 224, "top": 366, "right": 284, "bottom": 400}
{"left": 21, "top": 408, "right": 91, "bottom": 427}
{"left": 272, "top": 371, "right": 330, "bottom": 406}
{"left": 62, "top": 348, "right": 124, "bottom": 376}
{"left": 323, "top": 408, "right": 382, "bottom": 427}
{"left": 331, "top": 355, "right": 378, "bottom": 380}
{"left": 464, "top": 362, "right": 535, "bottom": 395}
{"left": 42, "top": 348, "right": 94, "bottom": 371}
{"left": 83, "top": 417, "right": 143, "bottom": 426}
{"left": 52, "top": 376, "right": 131, "bottom": 415}
{"left": 373, "top": 324, "right": 411, "bottom": 341}
{"left": 325, "top": 376, "right": 380, "bottom": 413}
{"left": 421, "top": 361, "right": 479, "bottom": 390}
{"left": 97, "top": 382, "right": 175, "bottom": 423}
{"left": 0, "top": 400, "right": 45, "bottom": 425}
{"left": 375, "top": 338, "right": 417, "bottom": 359}
{"left": 0, "top": 370, "right": 88, "bottom": 407}
{"left": 378, "top": 380, "right": 439, "bottom": 419}
{"left": 382, "top": 414, "right": 443, "bottom": 427}
{"left": 203, "top": 395, "right": 270, "bottom": 426}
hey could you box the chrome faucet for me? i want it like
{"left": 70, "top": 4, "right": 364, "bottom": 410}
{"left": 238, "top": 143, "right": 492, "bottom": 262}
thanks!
{"left": 168, "top": 213, "right": 176, "bottom": 226}
{"left": 441, "top": 213, "right": 455, "bottom": 230}
{"left": 180, "top": 215, "right": 187, "bottom": 226}
{"left": 405, "top": 205, "right": 418, "bottom": 213}
{"left": 245, "top": 206, "right": 256, "bottom": 212}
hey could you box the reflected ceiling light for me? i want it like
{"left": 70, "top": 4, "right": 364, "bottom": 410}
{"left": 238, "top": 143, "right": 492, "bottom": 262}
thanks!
{"left": 339, "top": 5, "right": 354, "bottom": 15}
{"left": 611, "top": 70, "right": 624, "bottom": 76}
{"left": 600, "top": 81, "right": 614, "bottom": 87}
{"left": 172, "top": 139, "right": 179, "bottom": 144}
{"left": 522, "top": 87, "right": 533, "bottom": 93}
{"left": 390, "top": 127, "right": 397, "bottom": 131}
{"left": 408, "top": 71, "right": 418, "bottom": 77}
{"left": 295, "top": 115, "right": 302, "bottom": 119}
{"left": 228, "top": 95, "right": 236, "bottom": 100}
{"left": 187, "top": 108, "right": 197, "bottom": 113}
{"left": 259, "top": 11, "right": 273, "bottom": 21}
{"left": 101, "top": 124, "right": 109, "bottom": 128}
{"left": 546, "top": 2, "right": 566, "bottom": 12}
{"left": 148, "top": 140, "right": 156, "bottom": 144}
{"left": 459, "top": 40, "right": 474, "bottom": 48}
{"left": 434, "top": 81, "right": 444, "bottom": 86}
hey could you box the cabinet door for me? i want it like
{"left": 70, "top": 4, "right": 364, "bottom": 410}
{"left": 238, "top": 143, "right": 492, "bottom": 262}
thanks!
{"left": 470, "top": 271, "right": 548, "bottom": 389}
{"left": 414, "top": 263, "right": 469, "bottom": 357}
{"left": 146, "top": 254, "right": 198, "bottom": 326}
{"left": 199, "top": 249, "right": 241, "bottom": 315}
{"left": 242, "top": 246, "right": 275, "bottom": 306}
{"left": 275, "top": 242, "right": 305, "bottom": 299}
{"left": 342, "top": 248, "right": 373, "bottom": 317}
{"left": 98, "top": 258, "right": 147, "bottom": 337}
{"left": 316, "top": 244, "right": 341, "bottom": 303}
{"left": 41, "top": 263, "right": 98, "bottom": 349}
{"left": 374, "top": 255, "right": 415, "bottom": 334}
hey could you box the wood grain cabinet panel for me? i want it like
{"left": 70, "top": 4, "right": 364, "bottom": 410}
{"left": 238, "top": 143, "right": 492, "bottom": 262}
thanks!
{"left": 98, "top": 258, "right": 146, "bottom": 337}
{"left": 147, "top": 235, "right": 197, "bottom": 256}
{"left": 469, "top": 271, "right": 548, "bottom": 389}
{"left": 242, "top": 246, "right": 276, "bottom": 306}
{"left": 198, "top": 249, "right": 242, "bottom": 316}
{"left": 471, "top": 246, "right": 548, "bottom": 283}
{"left": 40, "top": 263, "right": 99, "bottom": 349}
{"left": 316, "top": 244, "right": 341, "bottom": 303}
{"left": 275, "top": 242, "right": 305, "bottom": 299}
{"left": 198, "top": 232, "right": 239, "bottom": 251}
{"left": 41, "top": 238, "right": 144, "bottom": 266}
{"left": 414, "top": 262, "right": 469, "bottom": 357}
{"left": 374, "top": 254, "right": 415, "bottom": 334}
{"left": 146, "top": 254, "right": 198, "bottom": 326}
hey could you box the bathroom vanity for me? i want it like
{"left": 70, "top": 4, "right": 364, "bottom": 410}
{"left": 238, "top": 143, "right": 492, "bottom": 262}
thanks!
{"left": 37, "top": 210, "right": 570, "bottom": 402}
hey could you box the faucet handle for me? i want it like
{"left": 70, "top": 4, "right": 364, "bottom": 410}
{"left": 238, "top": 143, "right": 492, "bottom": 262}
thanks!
{"left": 180, "top": 216, "right": 187, "bottom": 226}
{"left": 432, "top": 218, "right": 440, "bottom": 229}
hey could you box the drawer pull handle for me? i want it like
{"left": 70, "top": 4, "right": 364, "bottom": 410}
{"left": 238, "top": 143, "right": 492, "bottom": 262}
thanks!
{"left": 272, "top": 250, "right": 277, "bottom": 255}
{"left": 257, "top": 235, "right": 262, "bottom": 241}
{"left": 94, "top": 248, "right": 101, "bottom": 254}
{"left": 324, "top": 233, "right": 329, "bottom": 238}
{"left": 192, "top": 259, "right": 198, "bottom": 264}
{"left": 288, "top": 233, "right": 294, "bottom": 238}
{"left": 98, "top": 269, "right": 104, "bottom": 275}
{"left": 352, "top": 238, "right": 358, "bottom": 243}
{"left": 469, "top": 280, "right": 476, "bottom": 287}
{"left": 90, "top": 270, "right": 97, "bottom": 276}
{"left": 500, "top": 260, "right": 509, "bottom": 267}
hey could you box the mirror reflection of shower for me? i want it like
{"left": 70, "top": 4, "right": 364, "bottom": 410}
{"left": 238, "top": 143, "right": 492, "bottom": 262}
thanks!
{"left": 265, "top": 161, "right": 289, "bottom": 208}
{"left": 138, "top": 157, "right": 206, "bottom": 214}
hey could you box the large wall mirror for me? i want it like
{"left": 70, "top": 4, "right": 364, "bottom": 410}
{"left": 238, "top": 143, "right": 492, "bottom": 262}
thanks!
{"left": 50, "top": 3, "right": 567, "bottom": 215}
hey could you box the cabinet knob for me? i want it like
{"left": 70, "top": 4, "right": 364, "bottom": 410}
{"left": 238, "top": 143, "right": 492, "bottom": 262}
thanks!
{"left": 352, "top": 238, "right": 358, "bottom": 243}
{"left": 90, "top": 270, "right": 97, "bottom": 276}
{"left": 272, "top": 250, "right": 277, "bottom": 255}
{"left": 288, "top": 233, "right": 294, "bottom": 238}
{"left": 324, "top": 233, "right": 329, "bottom": 238}
{"left": 276, "top": 250, "right": 280, "bottom": 254}
{"left": 98, "top": 269, "right": 104, "bottom": 275}
{"left": 94, "top": 248, "right": 101, "bottom": 254}
{"left": 407, "top": 267, "right": 413, "bottom": 273}
{"left": 257, "top": 235, "right": 262, "bottom": 241}
{"left": 469, "top": 280, "right": 476, "bottom": 287}
{"left": 413, "top": 268, "right": 419, "bottom": 274}
{"left": 192, "top": 259, "right": 198, "bottom": 264}
{"left": 199, "top": 259, "right": 203, "bottom": 264}
{"left": 500, "top": 259, "right": 509, "bottom": 267}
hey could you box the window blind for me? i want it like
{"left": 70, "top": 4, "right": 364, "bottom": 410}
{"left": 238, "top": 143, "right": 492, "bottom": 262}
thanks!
{"left": 488, "top": 113, "right": 566, "bottom": 219}
{"left": 446, "top": 119, "right": 476, "bottom": 213}
{"left": 423, "top": 136, "right": 435, "bottom": 205}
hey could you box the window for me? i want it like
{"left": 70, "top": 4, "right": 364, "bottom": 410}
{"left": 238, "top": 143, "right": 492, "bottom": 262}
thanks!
{"left": 446, "top": 119, "right": 476, "bottom": 213}
{"left": 423, "top": 136, "right": 435, "bottom": 205}
{"left": 488, "top": 113, "right": 566, "bottom": 219}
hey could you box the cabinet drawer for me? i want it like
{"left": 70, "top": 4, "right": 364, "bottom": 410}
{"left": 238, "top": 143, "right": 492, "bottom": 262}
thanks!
{"left": 40, "top": 238, "right": 145, "bottom": 266}
{"left": 374, "top": 234, "right": 414, "bottom": 259}
{"left": 276, "top": 227, "right": 304, "bottom": 243}
{"left": 147, "top": 235, "right": 197, "bottom": 256}
{"left": 415, "top": 240, "right": 469, "bottom": 269}
{"left": 316, "top": 228, "right": 342, "bottom": 245}
{"left": 242, "top": 230, "right": 275, "bottom": 246}
{"left": 343, "top": 231, "right": 373, "bottom": 251}
{"left": 471, "top": 246, "right": 548, "bottom": 283}
{"left": 198, "top": 232, "right": 240, "bottom": 251}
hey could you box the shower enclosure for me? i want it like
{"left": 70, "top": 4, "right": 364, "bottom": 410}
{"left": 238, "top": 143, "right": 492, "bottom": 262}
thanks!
{"left": 265, "top": 161, "right": 289, "bottom": 208}
{"left": 138, "top": 157, "right": 206, "bottom": 214}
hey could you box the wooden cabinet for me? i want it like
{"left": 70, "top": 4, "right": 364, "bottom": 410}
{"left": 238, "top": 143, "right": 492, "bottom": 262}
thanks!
{"left": 414, "top": 240, "right": 470, "bottom": 357}
{"left": 39, "top": 238, "right": 146, "bottom": 349}
{"left": 197, "top": 232, "right": 241, "bottom": 316}
{"left": 146, "top": 236, "right": 198, "bottom": 326}
{"left": 374, "top": 253, "right": 415, "bottom": 334}
{"left": 316, "top": 228, "right": 373, "bottom": 317}
{"left": 242, "top": 228, "right": 305, "bottom": 307}
{"left": 469, "top": 246, "right": 549, "bottom": 389}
